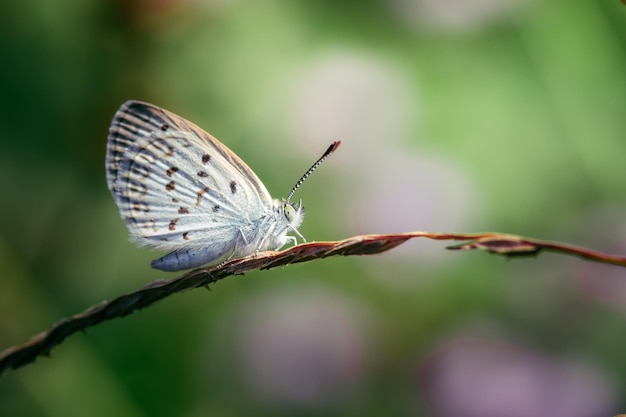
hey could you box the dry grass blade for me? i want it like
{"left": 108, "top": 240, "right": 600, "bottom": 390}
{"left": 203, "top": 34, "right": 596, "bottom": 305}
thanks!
{"left": 2, "top": 230, "right": 625, "bottom": 375}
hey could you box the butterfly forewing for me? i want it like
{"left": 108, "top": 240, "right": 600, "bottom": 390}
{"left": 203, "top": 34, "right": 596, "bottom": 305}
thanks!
{"left": 106, "top": 100, "right": 273, "bottom": 250}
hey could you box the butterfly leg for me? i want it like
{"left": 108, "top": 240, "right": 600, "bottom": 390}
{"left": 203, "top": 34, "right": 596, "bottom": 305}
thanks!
{"left": 221, "top": 227, "right": 250, "bottom": 262}
{"left": 278, "top": 235, "right": 298, "bottom": 250}
{"left": 215, "top": 238, "right": 242, "bottom": 268}
{"left": 255, "top": 220, "right": 277, "bottom": 253}
{"left": 185, "top": 230, "right": 247, "bottom": 269}
{"left": 288, "top": 224, "right": 306, "bottom": 243}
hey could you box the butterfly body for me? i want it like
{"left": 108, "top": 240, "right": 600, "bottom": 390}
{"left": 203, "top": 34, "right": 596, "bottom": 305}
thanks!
{"left": 106, "top": 100, "right": 319, "bottom": 271}
{"left": 150, "top": 197, "right": 304, "bottom": 271}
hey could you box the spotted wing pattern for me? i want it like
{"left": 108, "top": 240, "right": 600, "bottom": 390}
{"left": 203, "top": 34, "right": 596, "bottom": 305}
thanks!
{"left": 106, "top": 100, "right": 273, "bottom": 251}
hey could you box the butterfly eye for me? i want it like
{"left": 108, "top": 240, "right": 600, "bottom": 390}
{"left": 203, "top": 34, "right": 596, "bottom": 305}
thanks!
{"left": 284, "top": 204, "right": 296, "bottom": 223}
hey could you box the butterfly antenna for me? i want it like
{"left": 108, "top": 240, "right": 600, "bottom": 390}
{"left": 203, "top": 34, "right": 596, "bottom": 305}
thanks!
{"left": 286, "top": 141, "right": 341, "bottom": 203}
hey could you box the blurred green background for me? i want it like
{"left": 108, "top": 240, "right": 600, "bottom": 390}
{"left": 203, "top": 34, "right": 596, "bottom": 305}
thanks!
{"left": 2, "top": 1, "right": 626, "bottom": 416}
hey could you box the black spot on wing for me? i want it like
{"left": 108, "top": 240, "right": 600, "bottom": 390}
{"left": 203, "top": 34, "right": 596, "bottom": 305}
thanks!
{"left": 196, "top": 186, "right": 209, "bottom": 206}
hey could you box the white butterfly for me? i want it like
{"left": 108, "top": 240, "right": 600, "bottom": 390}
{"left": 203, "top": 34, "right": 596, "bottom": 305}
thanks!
{"left": 106, "top": 100, "right": 340, "bottom": 271}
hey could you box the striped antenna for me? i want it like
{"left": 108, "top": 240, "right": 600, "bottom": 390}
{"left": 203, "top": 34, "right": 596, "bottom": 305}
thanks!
{"left": 286, "top": 141, "right": 341, "bottom": 203}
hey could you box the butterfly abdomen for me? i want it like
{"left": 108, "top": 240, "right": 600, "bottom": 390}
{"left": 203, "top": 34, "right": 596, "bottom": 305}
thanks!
{"left": 151, "top": 244, "right": 234, "bottom": 271}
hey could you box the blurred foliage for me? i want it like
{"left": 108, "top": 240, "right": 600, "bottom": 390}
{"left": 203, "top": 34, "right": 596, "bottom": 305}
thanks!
{"left": 1, "top": 0, "right": 626, "bottom": 416}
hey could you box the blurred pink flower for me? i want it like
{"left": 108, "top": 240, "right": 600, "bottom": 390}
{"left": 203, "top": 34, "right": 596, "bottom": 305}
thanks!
{"left": 284, "top": 51, "right": 418, "bottom": 155}
{"left": 417, "top": 326, "right": 618, "bottom": 417}
{"left": 573, "top": 204, "right": 626, "bottom": 313}
{"left": 213, "top": 285, "right": 378, "bottom": 410}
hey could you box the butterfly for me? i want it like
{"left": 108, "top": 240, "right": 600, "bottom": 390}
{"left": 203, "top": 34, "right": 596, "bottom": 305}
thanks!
{"left": 106, "top": 100, "right": 340, "bottom": 271}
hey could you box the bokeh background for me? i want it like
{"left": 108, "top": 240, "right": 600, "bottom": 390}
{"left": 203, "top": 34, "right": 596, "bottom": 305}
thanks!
{"left": 2, "top": 1, "right": 626, "bottom": 416}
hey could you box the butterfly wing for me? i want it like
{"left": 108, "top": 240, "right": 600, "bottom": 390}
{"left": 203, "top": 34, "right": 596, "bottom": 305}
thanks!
{"left": 106, "top": 100, "right": 274, "bottom": 251}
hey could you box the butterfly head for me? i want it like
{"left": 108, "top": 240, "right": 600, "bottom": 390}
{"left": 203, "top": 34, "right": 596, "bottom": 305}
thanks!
{"left": 283, "top": 199, "right": 305, "bottom": 228}
{"left": 271, "top": 198, "right": 305, "bottom": 244}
